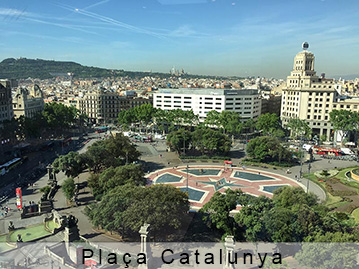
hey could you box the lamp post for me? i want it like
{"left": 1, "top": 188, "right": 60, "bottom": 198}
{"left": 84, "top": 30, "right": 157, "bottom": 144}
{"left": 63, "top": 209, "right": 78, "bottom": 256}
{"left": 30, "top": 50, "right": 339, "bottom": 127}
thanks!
{"left": 186, "top": 164, "right": 189, "bottom": 195}
{"left": 299, "top": 132, "right": 304, "bottom": 178}
{"left": 307, "top": 163, "right": 311, "bottom": 193}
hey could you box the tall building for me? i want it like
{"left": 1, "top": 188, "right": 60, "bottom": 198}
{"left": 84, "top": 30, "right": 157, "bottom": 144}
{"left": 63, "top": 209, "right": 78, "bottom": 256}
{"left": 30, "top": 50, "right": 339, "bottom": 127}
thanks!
{"left": 79, "top": 87, "right": 152, "bottom": 124}
{"left": 0, "top": 80, "right": 14, "bottom": 122}
{"left": 281, "top": 43, "right": 359, "bottom": 141}
{"left": 13, "top": 84, "right": 45, "bottom": 118}
{"left": 153, "top": 88, "right": 261, "bottom": 121}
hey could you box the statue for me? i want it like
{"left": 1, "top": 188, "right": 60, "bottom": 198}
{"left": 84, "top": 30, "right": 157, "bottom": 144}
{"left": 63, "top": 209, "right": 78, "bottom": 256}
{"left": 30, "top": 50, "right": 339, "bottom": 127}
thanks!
{"left": 8, "top": 221, "right": 15, "bottom": 232}
{"left": 63, "top": 214, "right": 80, "bottom": 242}
{"left": 65, "top": 215, "right": 78, "bottom": 228}
{"left": 17, "top": 234, "right": 23, "bottom": 242}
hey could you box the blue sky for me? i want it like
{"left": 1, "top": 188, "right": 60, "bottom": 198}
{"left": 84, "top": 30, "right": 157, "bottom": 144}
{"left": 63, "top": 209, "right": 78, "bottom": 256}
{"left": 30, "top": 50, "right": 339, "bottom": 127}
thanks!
{"left": 1, "top": 0, "right": 359, "bottom": 78}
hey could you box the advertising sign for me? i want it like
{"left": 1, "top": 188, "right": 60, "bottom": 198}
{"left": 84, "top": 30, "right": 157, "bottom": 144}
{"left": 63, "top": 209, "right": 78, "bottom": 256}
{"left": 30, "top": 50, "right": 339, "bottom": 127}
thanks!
{"left": 16, "top": 188, "right": 22, "bottom": 209}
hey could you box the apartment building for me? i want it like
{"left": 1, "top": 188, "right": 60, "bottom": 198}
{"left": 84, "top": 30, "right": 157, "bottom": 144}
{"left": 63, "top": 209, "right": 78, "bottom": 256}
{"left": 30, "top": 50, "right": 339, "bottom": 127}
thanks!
{"left": 153, "top": 88, "right": 261, "bottom": 121}
{"left": 0, "top": 80, "right": 14, "bottom": 122}
{"left": 281, "top": 43, "right": 359, "bottom": 141}
{"left": 13, "top": 84, "right": 45, "bottom": 118}
{"left": 79, "top": 87, "right": 152, "bottom": 124}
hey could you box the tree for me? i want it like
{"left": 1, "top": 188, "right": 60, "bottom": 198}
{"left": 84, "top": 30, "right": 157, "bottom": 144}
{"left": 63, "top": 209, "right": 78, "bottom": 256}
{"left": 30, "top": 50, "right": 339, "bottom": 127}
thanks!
{"left": 122, "top": 184, "right": 189, "bottom": 240}
{"left": 0, "top": 118, "right": 20, "bottom": 142}
{"left": 118, "top": 109, "right": 136, "bottom": 128}
{"left": 167, "top": 128, "right": 192, "bottom": 154}
{"left": 204, "top": 110, "right": 222, "bottom": 129}
{"left": 52, "top": 151, "right": 85, "bottom": 178}
{"left": 85, "top": 184, "right": 138, "bottom": 233}
{"left": 133, "top": 103, "right": 157, "bottom": 124}
{"left": 205, "top": 111, "right": 243, "bottom": 136}
{"left": 42, "top": 102, "right": 78, "bottom": 130}
{"left": 329, "top": 110, "right": 358, "bottom": 144}
{"left": 88, "top": 164, "right": 145, "bottom": 200}
{"left": 192, "top": 127, "right": 231, "bottom": 155}
{"left": 256, "top": 113, "right": 281, "bottom": 136}
{"left": 235, "top": 195, "right": 273, "bottom": 241}
{"left": 86, "top": 184, "right": 189, "bottom": 240}
{"left": 62, "top": 177, "right": 75, "bottom": 201}
{"left": 200, "top": 189, "right": 243, "bottom": 237}
{"left": 83, "top": 133, "right": 140, "bottom": 172}
{"left": 18, "top": 113, "right": 46, "bottom": 139}
{"left": 246, "top": 136, "right": 292, "bottom": 163}
{"left": 296, "top": 238, "right": 357, "bottom": 269}
{"left": 286, "top": 118, "right": 312, "bottom": 140}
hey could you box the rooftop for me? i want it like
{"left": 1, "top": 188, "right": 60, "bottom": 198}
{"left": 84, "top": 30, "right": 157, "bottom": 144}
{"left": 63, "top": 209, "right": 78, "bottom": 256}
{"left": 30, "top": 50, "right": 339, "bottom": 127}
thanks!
{"left": 157, "top": 88, "right": 258, "bottom": 96}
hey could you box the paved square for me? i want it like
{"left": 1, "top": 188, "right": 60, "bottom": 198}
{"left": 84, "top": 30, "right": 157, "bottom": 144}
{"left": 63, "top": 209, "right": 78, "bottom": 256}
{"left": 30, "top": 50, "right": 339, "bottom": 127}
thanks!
{"left": 147, "top": 165, "right": 304, "bottom": 211}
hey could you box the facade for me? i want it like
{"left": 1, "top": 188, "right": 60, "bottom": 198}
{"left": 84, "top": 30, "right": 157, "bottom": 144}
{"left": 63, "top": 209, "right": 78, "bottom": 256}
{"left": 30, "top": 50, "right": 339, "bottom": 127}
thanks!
{"left": 261, "top": 95, "right": 281, "bottom": 116}
{"left": 79, "top": 88, "right": 152, "bottom": 124}
{"left": 0, "top": 80, "right": 13, "bottom": 122}
{"left": 13, "top": 85, "right": 45, "bottom": 118}
{"left": 153, "top": 88, "right": 261, "bottom": 121}
{"left": 281, "top": 43, "right": 359, "bottom": 141}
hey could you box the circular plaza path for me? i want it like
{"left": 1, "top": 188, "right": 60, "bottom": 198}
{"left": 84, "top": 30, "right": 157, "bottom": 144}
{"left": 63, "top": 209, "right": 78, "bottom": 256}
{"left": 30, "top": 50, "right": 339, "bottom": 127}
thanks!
{"left": 147, "top": 165, "right": 306, "bottom": 211}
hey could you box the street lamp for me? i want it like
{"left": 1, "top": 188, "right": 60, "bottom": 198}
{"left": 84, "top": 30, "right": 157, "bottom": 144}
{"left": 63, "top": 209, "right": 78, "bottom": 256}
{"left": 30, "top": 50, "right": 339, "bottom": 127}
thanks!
{"left": 299, "top": 132, "right": 304, "bottom": 178}
{"left": 307, "top": 163, "right": 311, "bottom": 193}
{"left": 186, "top": 165, "right": 189, "bottom": 195}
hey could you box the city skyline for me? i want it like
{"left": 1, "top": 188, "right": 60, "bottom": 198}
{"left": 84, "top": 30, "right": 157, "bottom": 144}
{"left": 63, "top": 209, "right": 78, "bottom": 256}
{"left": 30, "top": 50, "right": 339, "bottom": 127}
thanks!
{"left": 1, "top": 0, "right": 359, "bottom": 79}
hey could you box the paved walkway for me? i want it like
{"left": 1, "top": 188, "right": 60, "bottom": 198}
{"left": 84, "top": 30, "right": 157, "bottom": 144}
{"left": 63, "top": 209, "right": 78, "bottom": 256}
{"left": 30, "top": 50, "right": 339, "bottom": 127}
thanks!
{"left": 147, "top": 165, "right": 306, "bottom": 211}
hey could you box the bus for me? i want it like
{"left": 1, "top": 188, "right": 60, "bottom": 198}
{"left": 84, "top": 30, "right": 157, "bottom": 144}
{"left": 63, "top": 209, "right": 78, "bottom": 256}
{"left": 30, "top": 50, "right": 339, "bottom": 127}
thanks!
{"left": 0, "top": 157, "right": 22, "bottom": 175}
{"left": 95, "top": 126, "right": 109, "bottom": 133}
{"left": 313, "top": 147, "right": 342, "bottom": 156}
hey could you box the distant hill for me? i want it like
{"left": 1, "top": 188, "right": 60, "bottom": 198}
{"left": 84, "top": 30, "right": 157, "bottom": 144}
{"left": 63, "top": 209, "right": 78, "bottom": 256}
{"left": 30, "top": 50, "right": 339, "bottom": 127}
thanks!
{"left": 0, "top": 57, "right": 232, "bottom": 80}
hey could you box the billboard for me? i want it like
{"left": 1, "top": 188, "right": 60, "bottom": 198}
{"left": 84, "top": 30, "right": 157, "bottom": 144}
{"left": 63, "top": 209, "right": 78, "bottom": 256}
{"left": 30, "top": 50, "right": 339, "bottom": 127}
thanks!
{"left": 16, "top": 188, "right": 22, "bottom": 209}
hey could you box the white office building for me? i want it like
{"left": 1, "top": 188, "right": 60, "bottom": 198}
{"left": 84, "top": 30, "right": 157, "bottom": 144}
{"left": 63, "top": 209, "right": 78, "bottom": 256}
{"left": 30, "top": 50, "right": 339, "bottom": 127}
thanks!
{"left": 153, "top": 88, "right": 261, "bottom": 121}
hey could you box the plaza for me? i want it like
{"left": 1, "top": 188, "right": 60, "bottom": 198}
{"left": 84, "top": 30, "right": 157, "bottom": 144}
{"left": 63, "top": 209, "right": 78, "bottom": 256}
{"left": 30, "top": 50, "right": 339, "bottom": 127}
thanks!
{"left": 147, "top": 165, "right": 305, "bottom": 211}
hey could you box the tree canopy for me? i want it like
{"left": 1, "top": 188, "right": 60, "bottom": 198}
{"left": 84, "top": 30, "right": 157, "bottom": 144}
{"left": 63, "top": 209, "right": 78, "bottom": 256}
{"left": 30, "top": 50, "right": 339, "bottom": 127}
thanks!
{"left": 62, "top": 177, "right": 76, "bottom": 201}
{"left": 83, "top": 133, "right": 140, "bottom": 172}
{"left": 286, "top": 118, "right": 312, "bottom": 140}
{"left": 256, "top": 113, "right": 283, "bottom": 136}
{"left": 88, "top": 164, "right": 145, "bottom": 200}
{"left": 329, "top": 110, "right": 359, "bottom": 142}
{"left": 52, "top": 151, "right": 85, "bottom": 178}
{"left": 86, "top": 184, "right": 189, "bottom": 240}
{"left": 246, "top": 136, "right": 292, "bottom": 164}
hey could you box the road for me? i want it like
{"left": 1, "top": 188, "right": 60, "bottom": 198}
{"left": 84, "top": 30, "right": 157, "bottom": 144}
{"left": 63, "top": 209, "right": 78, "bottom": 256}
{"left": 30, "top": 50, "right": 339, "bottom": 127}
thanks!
{"left": 0, "top": 132, "right": 107, "bottom": 235}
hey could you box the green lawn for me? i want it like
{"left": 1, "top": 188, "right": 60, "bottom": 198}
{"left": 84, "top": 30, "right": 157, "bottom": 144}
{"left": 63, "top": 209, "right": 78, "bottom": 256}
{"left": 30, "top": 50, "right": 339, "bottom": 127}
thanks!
{"left": 0, "top": 235, "right": 13, "bottom": 252}
{"left": 336, "top": 166, "right": 359, "bottom": 181}
{"left": 304, "top": 173, "right": 344, "bottom": 208}
{"left": 45, "top": 220, "right": 59, "bottom": 232}
{"left": 9, "top": 224, "right": 51, "bottom": 242}
{"left": 352, "top": 208, "right": 359, "bottom": 223}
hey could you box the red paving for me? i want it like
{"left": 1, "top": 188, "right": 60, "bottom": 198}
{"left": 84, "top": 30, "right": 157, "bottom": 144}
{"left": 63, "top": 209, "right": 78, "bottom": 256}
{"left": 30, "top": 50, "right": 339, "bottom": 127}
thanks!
{"left": 147, "top": 165, "right": 304, "bottom": 211}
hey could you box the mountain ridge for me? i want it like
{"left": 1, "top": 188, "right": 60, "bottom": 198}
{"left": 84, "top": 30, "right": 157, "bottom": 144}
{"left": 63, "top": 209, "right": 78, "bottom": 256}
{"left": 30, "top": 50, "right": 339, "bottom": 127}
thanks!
{"left": 0, "top": 57, "right": 230, "bottom": 80}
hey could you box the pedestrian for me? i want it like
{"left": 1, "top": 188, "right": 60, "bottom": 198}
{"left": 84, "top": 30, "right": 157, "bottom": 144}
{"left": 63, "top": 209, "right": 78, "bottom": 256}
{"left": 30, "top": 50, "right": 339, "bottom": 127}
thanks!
{"left": 295, "top": 175, "right": 298, "bottom": 181}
